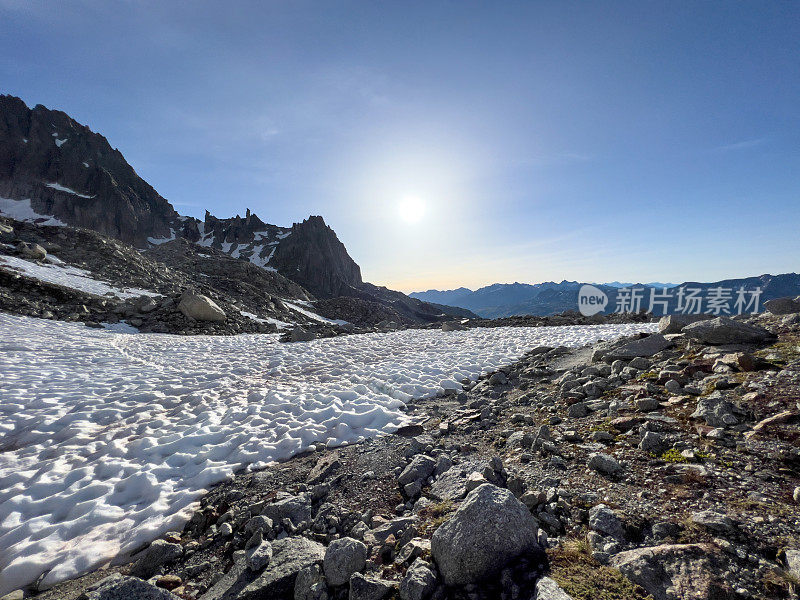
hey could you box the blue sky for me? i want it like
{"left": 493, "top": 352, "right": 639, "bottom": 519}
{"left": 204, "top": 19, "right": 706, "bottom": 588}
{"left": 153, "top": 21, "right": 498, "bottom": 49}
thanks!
{"left": 2, "top": 1, "right": 798, "bottom": 292}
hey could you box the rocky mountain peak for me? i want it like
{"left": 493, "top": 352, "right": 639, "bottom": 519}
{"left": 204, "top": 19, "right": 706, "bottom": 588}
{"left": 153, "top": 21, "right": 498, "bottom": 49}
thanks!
{"left": 270, "top": 215, "right": 363, "bottom": 298}
{"left": 0, "top": 95, "right": 177, "bottom": 246}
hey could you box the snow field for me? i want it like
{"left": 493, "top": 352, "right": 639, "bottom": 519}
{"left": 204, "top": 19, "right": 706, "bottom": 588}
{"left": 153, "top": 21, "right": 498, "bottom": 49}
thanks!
{"left": 0, "top": 314, "right": 656, "bottom": 593}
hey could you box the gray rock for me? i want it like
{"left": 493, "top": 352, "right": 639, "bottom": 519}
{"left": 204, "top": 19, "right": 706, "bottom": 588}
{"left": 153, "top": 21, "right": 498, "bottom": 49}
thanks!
{"left": 690, "top": 510, "right": 736, "bottom": 535}
{"left": 534, "top": 576, "right": 574, "bottom": 599}
{"left": 588, "top": 504, "right": 625, "bottom": 540}
{"left": 433, "top": 454, "right": 452, "bottom": 477}
{"left": 639, "top": 431, "right": 668, "bottom": 455}
{"left": 683, "top": 316, "right": 775, "bottom": 345}
{"left": 489, "top": 371, "right": 508, "bottom": 386}
{"left": 398, "top": 455, "right": 437, "bottom": 486}
{"left": 130, "top": 539, "right": 183, "bottom": 578}
{"left": 398, "top": 558, "right": 437, "bottom": 600}
{"left": 587, "top": 453, "right": 623, "bottom": 476}
{"left": 246, "top": 540, "right": 274, "bottom": 571}
{"left": 262, "top": 493, "right": 313, "bottom": 526}
{"left": 82, "top": 575, "right": 179, "bottom": 599}
{"left": 348, "top": 573, "right": 396, "bottom": 600}
{"left": 177, "top": 291, "right": 226, "bottom": 322}
{"left": 323, "top": 537, "right": 367, "bottom": 587}
{"left": 635, "top": 397, "right": 661, "bottom": 412}
{"left": 658, "top": 314, "right": 712, "bottom": 334}
{"left": 290, "top": 326, "right": 316, "bottom": 342}
{"left": 567, "top": 402, "right": 589, "bottom": 418}
{"left": 441, "top": 321, "right": 466, "bottom": 332}
{"left": 785, "top": 550, "right": 800, "bottom": 580}
{"left": 307, "top": 452, "right": 341, "bottom": 484}
{"left": 593, "top": 334, "right": 674, "bottom": 362}
{"left": 294, "top": 563, "right": 328, "bottom": 600}
{"left": 200, "top": 536, "right": 325, "bottom": 600}
{"left": 431, "top": 483, "right": 540, "bottom": 586}
{"left": 764, "top": 297, "right": 800, "bottom": 315}
{"left": 611, "top": 543, "right": 727, "bottom": 600}
{"left": 689, "top": 395, "right": 740, "bottom": 427}
{"left": 664, "top": 379, "right": 681, "bottom": 393}
{"left": 794, "top": 486, "right": 800, "bottom": 504}
{"left": 628, "top": 357, "right": 652, "bottom": 370}
{"left": 15, "top": 241, "right": 47, "bottom": 260}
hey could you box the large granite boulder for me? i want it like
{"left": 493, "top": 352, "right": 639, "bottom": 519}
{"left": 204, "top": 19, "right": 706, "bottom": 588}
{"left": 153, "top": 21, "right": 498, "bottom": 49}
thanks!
{"left": 682, "top": 317, "right": 775, "bottom": 345}
{"left": 658, "top": 314, "right": 712, "bottom": 334}
{"left": 431, "top": 483, "right": 541, "bottom": 586}
{"left": 592, "top": 334, "right": 674, "bottom": 363}
{"left": 178, "top": 291, "right": 226, "bottom": 322}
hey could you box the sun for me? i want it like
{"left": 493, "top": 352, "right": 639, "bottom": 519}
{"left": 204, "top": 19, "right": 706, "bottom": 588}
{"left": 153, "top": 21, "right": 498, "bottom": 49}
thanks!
{"left": 397, "top": 195, "right": 426, "bottom": 223}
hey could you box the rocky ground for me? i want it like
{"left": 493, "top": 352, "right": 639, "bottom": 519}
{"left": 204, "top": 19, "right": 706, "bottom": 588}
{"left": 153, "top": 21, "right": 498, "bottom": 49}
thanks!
{"left": 19, "top": 308, "right": 800, "bottom": 600}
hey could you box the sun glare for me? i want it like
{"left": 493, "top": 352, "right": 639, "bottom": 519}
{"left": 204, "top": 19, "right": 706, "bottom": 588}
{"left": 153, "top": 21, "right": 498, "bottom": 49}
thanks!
{"left": 397, "top": 195, "right": 426, "bottom": 223}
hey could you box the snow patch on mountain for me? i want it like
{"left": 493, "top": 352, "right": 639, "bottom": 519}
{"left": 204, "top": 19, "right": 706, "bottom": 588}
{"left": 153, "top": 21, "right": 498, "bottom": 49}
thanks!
{"left": 0, "top": 254, "right": 160, "bottom": 299}
{"left": 0, "top": 197, "right": 67, "bottom": 226}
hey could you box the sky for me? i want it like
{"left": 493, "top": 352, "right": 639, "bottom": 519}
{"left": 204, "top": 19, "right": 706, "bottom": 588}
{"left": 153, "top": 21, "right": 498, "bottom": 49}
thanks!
{"left": 1, "top": 1, "right": 798, "bottom": 293}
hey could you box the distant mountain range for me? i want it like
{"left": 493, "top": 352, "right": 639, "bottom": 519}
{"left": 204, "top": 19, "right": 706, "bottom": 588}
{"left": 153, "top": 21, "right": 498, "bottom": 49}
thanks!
{"left": 411, "top": 275, "right": 800, "bottom": 318}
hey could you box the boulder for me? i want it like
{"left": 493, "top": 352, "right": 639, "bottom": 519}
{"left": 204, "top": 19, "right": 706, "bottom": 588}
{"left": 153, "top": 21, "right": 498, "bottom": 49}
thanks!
{"left": 441, "top": 321, "right": 466, "bottom": 332}
{"left": 130, "top": 539, "right": 183, "bottom": 578}
{"left": 323, "top": 537, "right": 367, "bottom": 587}
{"left": 588, "top": 504, "right": 625, "bottom": 540}
{"left": 348, "top": 573, "right": 396, "bottom": 600}
{"left": 261, "top": 493, "right": 313, "bottom": 526}
{"left": 294, "top": 564, "right": 328, "bottom": 600}
{"left": 691, "top": 511, "right": 736, "bottom": 535}
{"left": 15, "top": 241, "right": 47, "bottom": 260}
{"left": 611, "top": 543, "right": 727, "bottom": 600}
{"left": 689, "top": 395, "right": 740, "bottom": 428}
{"left": 764, "top": 297, "right": 800, "bottom": 315}
{"left": 682, "top": 316, "right": 775, "bottom": 345}
{"left": 431, "top": 483, "right": 541, "bottom": 586}
{"left": 593, "top": 334, "right": 674, "bottom": 363}
{"left": 398, "top": 558, "right": 437, "bottom": 600}
{"left": 534, "top": 577, "right": 574, "bottom": 599}
{"left": 83, "top": 575, "right": 179, "bottom": 599}
{"left": 658, "top": 314, "right": 712, "bottom": 334}
{"left": 200, "top": 536, "right": 325, "bottom": 600}
{"left": 290, "top": 326, "right": 316, "bottom": 342}
{"left": 178, "top": 291, "right": 226, "bottom": 322}
{"left": 639, "top": 431, "right": 668, "bottom": 455}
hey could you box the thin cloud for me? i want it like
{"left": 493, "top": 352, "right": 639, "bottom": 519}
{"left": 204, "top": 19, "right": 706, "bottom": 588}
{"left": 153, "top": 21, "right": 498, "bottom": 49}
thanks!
{"left": 713, "top": 137, "right": 767, "bottom": 152}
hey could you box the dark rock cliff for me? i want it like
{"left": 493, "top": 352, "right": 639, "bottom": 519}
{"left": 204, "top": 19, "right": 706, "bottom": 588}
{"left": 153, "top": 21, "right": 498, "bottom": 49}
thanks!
{"left": 270, "top": 215, "right": 363, "bottom": 299}
{"left": 0, "top": 95, "right": 177, "bottom": 246}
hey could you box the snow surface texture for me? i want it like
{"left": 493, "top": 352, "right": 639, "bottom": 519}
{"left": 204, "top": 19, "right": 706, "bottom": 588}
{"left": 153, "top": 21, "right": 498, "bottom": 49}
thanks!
{"left": 0, "top": 314, "right": 657, "bottom": 593}
{"left": 0, "top": 254, "right": 159, "bottom": 299}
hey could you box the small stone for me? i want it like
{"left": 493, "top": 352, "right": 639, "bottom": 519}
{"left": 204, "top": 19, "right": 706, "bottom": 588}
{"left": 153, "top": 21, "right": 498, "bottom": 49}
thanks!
{"left": 588, "top": 452, "right": 623, "bottom": 476}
